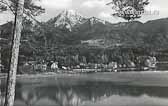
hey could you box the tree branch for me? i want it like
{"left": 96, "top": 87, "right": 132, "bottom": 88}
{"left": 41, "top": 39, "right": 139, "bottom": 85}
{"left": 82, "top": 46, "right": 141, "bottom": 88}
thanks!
{"left": 0, "top": 0, "right": 15, "bottom": 14}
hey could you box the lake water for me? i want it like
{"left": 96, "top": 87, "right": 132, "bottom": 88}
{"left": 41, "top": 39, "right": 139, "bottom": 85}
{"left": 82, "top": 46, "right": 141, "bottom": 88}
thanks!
{"left": 1, "top": 76, "right": 168, "bottom": 106}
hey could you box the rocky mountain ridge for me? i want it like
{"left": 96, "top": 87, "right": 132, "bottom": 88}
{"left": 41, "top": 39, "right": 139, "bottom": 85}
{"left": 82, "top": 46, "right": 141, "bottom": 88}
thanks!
{"left": 1, "top": 10, "right": 168, "bottom": 49}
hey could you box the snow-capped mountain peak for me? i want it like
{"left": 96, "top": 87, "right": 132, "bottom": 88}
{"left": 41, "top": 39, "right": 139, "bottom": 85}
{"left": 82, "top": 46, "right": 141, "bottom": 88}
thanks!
{"left": 47, "top": 10, "right": 109, "bottom": 31}
{"left": 61, "top": 10, "right": 79, "bottom": 17}
{"left": 54, "top": 10, "right": 86, "bottom": 31}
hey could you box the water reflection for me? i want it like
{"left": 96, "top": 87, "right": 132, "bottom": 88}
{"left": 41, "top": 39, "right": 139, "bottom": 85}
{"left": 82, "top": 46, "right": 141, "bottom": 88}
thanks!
{"left": 1, "top": 79, "right": 168, "bottom": 106}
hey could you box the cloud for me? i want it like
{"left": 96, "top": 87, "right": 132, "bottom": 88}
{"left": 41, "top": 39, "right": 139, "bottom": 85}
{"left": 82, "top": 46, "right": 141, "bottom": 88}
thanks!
{"left": 99, "top": 12, "right": 111, "bottom": 18}
{"left": 82, "top": 0, "right": 107, "bottom": 8}
{"left": 145, "top": 5, "right": 160, "bottom": 11}
{"left": 40, "top": 0, "right": 72, "bottom": 9}
{"left": 98, "top": 11, "right": 127, "bottom": 23}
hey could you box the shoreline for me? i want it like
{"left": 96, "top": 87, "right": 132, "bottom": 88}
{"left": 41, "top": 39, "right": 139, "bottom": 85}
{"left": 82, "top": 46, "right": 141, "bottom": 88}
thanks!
{"left": 1, "top": 71, "right": 168, "bottom": 87}
{"left": 0, "top": 70, "right": 168, "bottom": 78}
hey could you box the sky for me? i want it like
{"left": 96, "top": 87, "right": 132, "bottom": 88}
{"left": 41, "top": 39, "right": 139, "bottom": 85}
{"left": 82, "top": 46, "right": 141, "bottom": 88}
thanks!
{"left": 0, "top": 0, "right": 168, "bottom": 25}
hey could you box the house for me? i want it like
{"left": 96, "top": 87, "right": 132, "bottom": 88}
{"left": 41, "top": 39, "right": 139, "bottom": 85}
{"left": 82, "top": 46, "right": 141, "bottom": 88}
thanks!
{"left": 34, "top": 64, "right": 47, "bottom": 71}
{"left": 145, "top": 56, "right": 157, "bottom": 68}
{"left": 108, "top": 62, "right": 118, "bottom": 72}
{"left": 51, "top": 62, "right": 59, "bottom": 70}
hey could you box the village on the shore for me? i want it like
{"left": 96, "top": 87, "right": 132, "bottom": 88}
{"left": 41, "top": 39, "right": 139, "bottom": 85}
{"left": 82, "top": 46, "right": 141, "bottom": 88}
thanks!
{"left": 14, "top": 55, "right": 157, "bottom": 74}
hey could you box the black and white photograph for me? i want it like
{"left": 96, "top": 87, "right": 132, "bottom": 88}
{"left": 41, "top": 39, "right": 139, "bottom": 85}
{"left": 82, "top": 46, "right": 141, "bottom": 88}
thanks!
{"left": 0, "top": 0, "right": 168, "bottom": 106}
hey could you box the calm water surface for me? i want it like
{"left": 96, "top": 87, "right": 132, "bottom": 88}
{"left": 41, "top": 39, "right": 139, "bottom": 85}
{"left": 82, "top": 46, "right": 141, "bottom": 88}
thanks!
{"left": 1, "top": 77, "right": 168, "bottom": 106}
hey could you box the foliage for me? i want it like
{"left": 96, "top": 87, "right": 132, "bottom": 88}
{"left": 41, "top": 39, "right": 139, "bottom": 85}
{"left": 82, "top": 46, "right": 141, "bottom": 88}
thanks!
{"left": 107, "top": 0, "right": 149, "bottom": 21}
{"left": 1, "top": 9, "right": 168, "bottom": 71}
{"left": 0, "top": 0, "right": 45, "bottom": 16}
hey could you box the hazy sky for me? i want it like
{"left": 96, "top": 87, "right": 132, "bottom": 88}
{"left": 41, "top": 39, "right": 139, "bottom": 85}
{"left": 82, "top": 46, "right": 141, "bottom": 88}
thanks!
{"left": 0, "top": 0, "right": 168, "bottom": 25}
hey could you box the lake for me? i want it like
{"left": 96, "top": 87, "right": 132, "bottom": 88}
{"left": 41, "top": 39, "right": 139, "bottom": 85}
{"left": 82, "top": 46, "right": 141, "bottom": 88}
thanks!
{"left": 1, "top": 73, "right": 168, "bottom": 106}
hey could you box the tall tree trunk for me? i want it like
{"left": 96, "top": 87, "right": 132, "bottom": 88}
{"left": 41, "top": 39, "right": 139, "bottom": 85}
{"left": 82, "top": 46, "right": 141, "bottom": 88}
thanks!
{"left": 0, "top": 30, "right": 2, "bottom": 73}
{"left": 0, "top": 40, "right": 1, "bottom": 73}
{"left": 4, "top": 0, "right": 25, "bottom": 106}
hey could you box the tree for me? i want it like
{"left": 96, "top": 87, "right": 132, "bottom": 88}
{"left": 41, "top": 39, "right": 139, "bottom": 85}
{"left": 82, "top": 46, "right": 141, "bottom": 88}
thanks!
{"left": 0, "top": 0, "right": 44, "bottom": 106}
{"left": 0, "top": 0, "right": 44, "bottom": 17}
{"left": 107, "top": 0, "right": 149, "bottom": 21}
{"left": 3, "top": 1, "right": 25, "bottom": 106}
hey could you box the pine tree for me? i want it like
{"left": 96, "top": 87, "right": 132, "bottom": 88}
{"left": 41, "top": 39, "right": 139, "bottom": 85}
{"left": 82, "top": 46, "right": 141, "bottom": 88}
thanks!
{"left": 0, "top": 0, "right": 44, "bottom": 106}
{"left": 4, "top": 0, "right": 25, "bottom": 106}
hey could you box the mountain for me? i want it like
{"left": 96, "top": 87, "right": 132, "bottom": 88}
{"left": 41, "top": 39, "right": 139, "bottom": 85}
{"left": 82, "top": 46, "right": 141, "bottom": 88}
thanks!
{"left": 1, "top": 10, "right": 168, "bottom": 50}
{"left": 2, "top": 11, "right": 168, "bottom": 70}
{"left": 0, "top": 21, "right": 13, "bottom": 40}
{"left": 47, "top": 10, "right": 113, "bottom": 31}
{"left": 70, "top": 17, "right": 168, "bottom": 49}
{"left": 88, "top": 17, "right": 107, "bottom": 26}
{"left": 47, "top": 10, "right": 87, "bottom": 31}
